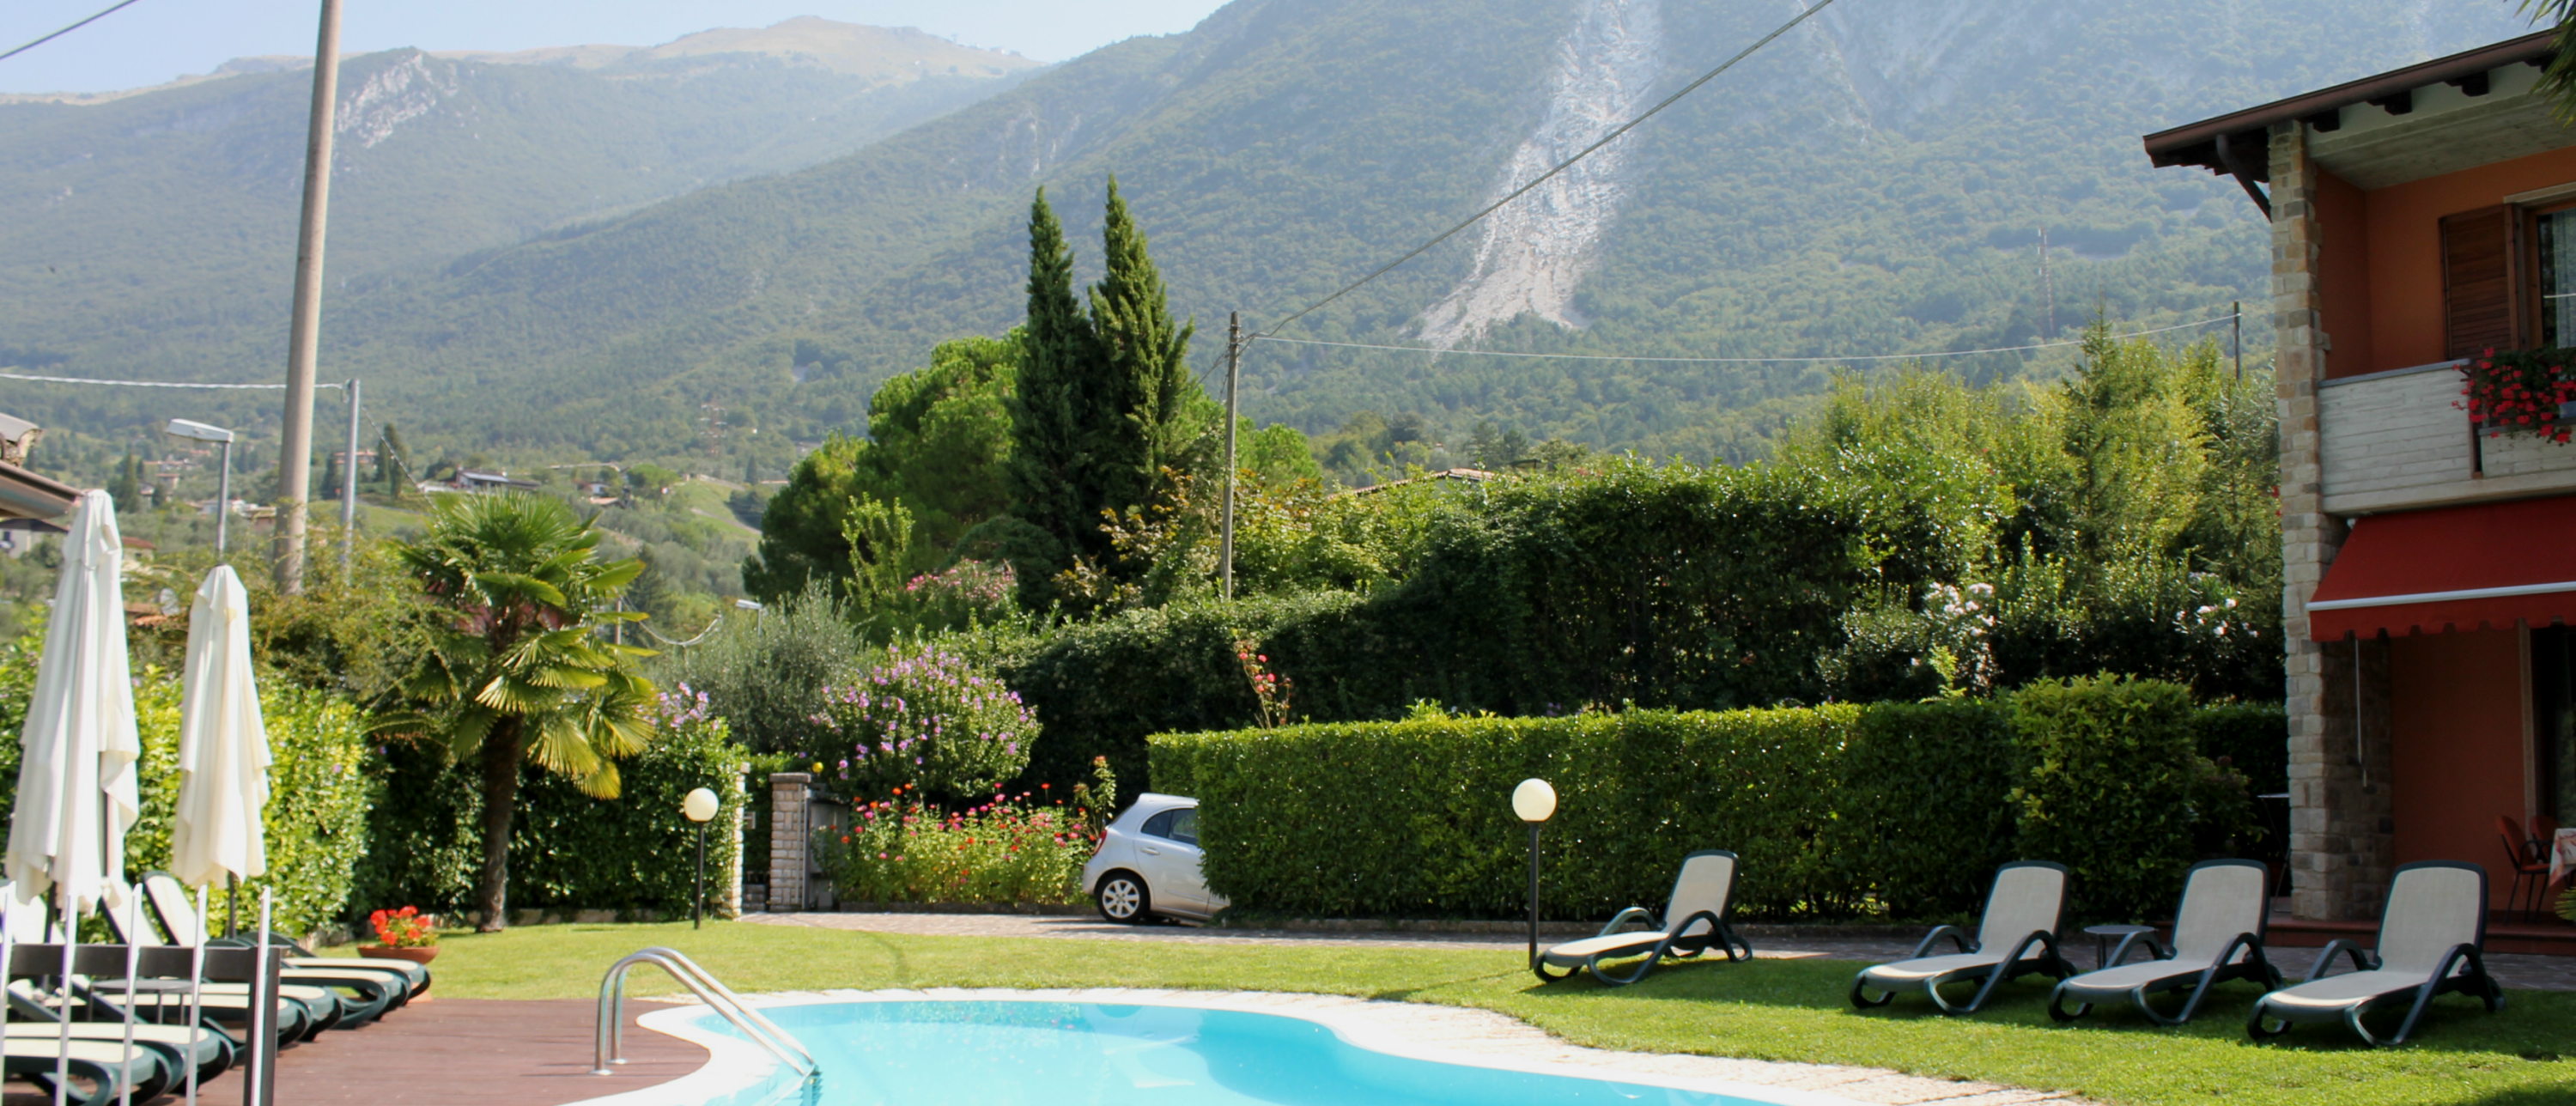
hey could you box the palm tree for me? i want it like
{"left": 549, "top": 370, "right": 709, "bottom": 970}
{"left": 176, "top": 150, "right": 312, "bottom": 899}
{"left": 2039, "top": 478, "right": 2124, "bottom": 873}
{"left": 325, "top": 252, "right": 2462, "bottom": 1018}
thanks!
{"left": 392, "top": 493, "right": 654, "bottom": 931}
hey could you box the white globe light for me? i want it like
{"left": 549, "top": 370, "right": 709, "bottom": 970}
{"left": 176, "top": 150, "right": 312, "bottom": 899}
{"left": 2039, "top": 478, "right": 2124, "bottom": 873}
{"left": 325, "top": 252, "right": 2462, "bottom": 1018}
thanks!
{"left": 1511, "top": 778, "right": 1557, "bottom": 823}
{"left": 682, "top": 787, "right": 720, "bottom": 823}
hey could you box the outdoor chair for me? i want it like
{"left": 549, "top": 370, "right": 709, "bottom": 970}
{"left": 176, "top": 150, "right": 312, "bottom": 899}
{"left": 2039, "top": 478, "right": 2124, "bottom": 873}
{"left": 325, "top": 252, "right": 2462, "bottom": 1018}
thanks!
{"left": 139, "top": 872, "right": 430, "bottom": 1000}
{"left": 3, "top": 981, "right": 234, "bottom": 1085}
{"left": 1, "top": 885, "right": 323, "bottom": 1045}
{"left": 2048, "top": 859, "right": 2281, "bottom": 1024}
{"left": 1850, "top": 860, "right": 2075, "bottom": 1015}
{"left": 1534, "top": 850, "right": 1752, "bottom": 985}
{"left": 1, "top": 1035, "right": 170, "bottom": 1106}
{"left": 2495, "top": 816, "right": 2551, "bottom": 916}
{"left": 104, "top": 879, "right": 396, "bottom": 1029}
{"left": 2246, "top": 860, "right": 2504, "bottom": 1047}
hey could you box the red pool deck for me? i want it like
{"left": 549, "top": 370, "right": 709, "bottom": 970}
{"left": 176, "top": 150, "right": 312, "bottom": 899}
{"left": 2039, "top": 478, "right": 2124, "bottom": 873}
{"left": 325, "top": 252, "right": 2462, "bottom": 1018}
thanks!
{"left": 3, "top": 999, "right": 708, "bottom": 1106}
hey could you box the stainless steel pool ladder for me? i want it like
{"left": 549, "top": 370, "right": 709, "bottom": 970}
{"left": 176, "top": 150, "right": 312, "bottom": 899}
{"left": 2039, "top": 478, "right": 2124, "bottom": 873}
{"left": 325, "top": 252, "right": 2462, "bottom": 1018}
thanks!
{"left": 594, "top": 946, "right": 817, "bottom": 1079}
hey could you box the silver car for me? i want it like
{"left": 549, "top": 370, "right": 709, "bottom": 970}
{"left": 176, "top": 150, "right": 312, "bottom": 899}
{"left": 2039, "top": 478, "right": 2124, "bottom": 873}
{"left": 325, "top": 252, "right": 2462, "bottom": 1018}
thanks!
{"left": 1082, "top": 793, "right": 1229, "bottom": 923}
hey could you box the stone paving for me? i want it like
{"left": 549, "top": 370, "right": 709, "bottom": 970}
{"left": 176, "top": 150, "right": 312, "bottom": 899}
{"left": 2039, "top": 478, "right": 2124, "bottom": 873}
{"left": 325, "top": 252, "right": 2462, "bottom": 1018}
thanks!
{"left": 744, "top": 910, "right": 2576, "bottom": 990}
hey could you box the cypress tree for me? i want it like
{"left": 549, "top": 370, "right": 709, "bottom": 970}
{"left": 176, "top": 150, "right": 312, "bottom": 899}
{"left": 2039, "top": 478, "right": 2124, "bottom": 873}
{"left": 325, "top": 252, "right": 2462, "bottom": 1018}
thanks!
{"left": 1005, "top": 187, "right": 1098, "bottom": 567}
{"left": 107, "top": 452, "right": 143, "bottom": 514}
{"left": 1087, "top": 176, "right": 1202, "bottom": 516}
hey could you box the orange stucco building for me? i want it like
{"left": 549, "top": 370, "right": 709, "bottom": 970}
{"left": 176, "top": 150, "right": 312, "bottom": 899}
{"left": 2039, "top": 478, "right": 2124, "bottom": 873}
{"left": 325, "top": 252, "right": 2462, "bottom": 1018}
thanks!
{"left": 2148, "top": 33, "right": 2576, "bottom": 928}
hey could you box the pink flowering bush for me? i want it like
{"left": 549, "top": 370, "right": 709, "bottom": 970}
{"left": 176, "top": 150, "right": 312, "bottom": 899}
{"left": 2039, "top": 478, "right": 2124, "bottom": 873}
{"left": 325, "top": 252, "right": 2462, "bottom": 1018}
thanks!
{"left": 811, "top": 641, "right": 1038, "bottom": 804}
{"left": 817, "top": 785, "right": 1100, "bottom": 905}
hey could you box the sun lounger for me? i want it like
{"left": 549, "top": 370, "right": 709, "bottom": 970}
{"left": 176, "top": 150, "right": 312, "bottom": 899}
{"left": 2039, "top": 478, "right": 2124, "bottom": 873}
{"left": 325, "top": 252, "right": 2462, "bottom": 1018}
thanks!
{"left": 2049, "top": 859, "right": 2280, "bottom": 1024}
{"left": 105, "top": 879, "right": 397, "bottom": 1028}
{"left": 1536, "top": 850, "right": 1752, "bottom": 985}
{"left": 3, "top": 981, "right": 234, "bottom": 1085}
{"left": 1851, "top": 860, "right": 2075, "bottom": 1015}
{"left": 1, "top": 885, "right": 321, "bottom": 1044}
{"left": 2, "top": 1036, "right": 169, "bottom": 1106}
{"left": 2246, "top": 860, "right": 2505, "bottom": 1047}
{"left": 140, "top": 872, "right": 430, "bottom": 1000}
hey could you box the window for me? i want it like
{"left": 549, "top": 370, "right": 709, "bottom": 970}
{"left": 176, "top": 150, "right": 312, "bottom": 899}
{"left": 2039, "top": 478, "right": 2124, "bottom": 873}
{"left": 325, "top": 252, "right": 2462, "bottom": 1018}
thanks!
{"left": 2541, "top": 208, "right": 2576, "bottom": 349}
{"left": 1139, "top": 807, "right": 1199, "bottom": 846}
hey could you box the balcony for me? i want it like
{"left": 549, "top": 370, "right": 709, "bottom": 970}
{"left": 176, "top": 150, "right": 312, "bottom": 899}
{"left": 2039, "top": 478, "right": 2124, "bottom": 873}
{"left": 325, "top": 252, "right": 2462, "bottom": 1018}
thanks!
{"left": 2318, "top": 359, "right": 2576, "bottom": 514}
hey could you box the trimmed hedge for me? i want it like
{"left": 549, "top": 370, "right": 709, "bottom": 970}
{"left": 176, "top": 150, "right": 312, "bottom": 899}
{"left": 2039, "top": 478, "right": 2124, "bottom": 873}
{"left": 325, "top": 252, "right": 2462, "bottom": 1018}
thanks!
{"left": 0, "top": 639, "right": 380, "bottom": 936}
{"left": 1152, "top": 682, "right": 2258, "bottom": 924}
{"left": 2191, "top": 702, "right": 2287, "bottom": 795}
{"left": 350, "top": 714, "right": 748, "bottom": 917}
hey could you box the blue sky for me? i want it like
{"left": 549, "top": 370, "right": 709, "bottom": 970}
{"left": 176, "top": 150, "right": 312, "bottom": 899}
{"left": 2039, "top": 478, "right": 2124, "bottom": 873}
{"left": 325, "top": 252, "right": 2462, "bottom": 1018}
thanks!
{"left": 0, "top": 0, "right": 1232, "bottom": 94}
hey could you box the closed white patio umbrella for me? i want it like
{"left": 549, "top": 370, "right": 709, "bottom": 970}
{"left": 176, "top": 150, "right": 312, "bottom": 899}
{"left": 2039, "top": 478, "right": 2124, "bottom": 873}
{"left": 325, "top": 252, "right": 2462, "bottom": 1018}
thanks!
{"left": 3, "top": 490, "right": 143, "bottom": 1106}
{"left": 6, "top": 489, "right": 143, "bottom": 914}
{"left": 169, "top": 564, "right": 270, "bottom": 934}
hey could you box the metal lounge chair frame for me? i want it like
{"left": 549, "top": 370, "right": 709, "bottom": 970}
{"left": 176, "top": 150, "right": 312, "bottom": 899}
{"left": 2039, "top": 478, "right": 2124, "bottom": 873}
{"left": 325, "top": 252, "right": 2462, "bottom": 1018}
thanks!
{"left": 2048, "top": 859, "right": 2282, "bottom": 1025}
{"left": 1850, "top": 860, "right": 2075, "bottom": 1015}
{"left": 2246, "top": 860, "right": 2504, "bottom": 1048}
{"left": 1534, "top": 849, "right": 1753, "bottom": 985}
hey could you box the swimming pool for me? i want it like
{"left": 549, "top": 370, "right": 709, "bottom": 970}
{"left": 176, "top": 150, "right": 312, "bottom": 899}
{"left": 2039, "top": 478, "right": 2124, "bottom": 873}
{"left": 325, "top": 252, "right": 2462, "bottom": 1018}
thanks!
{"left": 590, "top": 992, "right": 1875, "bottom": 1106}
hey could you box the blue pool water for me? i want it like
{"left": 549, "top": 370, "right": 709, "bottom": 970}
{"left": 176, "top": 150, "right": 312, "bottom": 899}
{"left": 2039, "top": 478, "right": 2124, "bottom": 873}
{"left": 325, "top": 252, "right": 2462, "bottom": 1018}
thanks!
{"left": 693, "top": 1000, "right": 1787, "bottom": 1106}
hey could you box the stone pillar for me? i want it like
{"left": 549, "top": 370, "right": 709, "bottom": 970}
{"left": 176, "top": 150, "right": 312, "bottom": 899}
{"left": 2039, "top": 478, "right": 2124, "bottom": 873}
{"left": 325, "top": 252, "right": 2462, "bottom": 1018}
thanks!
{"left": 2271, "top": 122, "right": 2395, "bottom": 921}
{"left": 719, "top": 764, "right": 745, "bottom": 919}
{"left": 768, "top": 772, "right": 811, "bottom": 913}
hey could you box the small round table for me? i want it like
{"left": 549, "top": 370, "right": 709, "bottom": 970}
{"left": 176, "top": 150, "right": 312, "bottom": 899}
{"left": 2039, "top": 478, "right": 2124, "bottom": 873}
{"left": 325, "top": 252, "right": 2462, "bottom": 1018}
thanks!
{"left": 2081, "top": 924, "right": 2157, "bottom": 970}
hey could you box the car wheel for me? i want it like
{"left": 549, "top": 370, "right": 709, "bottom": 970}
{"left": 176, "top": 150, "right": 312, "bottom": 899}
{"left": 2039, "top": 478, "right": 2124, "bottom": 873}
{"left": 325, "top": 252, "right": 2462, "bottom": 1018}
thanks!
{"left": 1095, "top": 871, "right": 1151, "bottom": 924}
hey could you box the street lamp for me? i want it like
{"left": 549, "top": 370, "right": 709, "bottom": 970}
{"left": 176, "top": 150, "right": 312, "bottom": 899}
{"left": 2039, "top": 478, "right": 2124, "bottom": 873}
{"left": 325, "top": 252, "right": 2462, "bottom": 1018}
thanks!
{"left": 164, "top": 418, "right": 236, "bottom": 555}
{"left": 1512, "top": 778, "right": 1557, "bottom": 975}
{"left": 682, "top": 787, "right": 720, "bottom": 929}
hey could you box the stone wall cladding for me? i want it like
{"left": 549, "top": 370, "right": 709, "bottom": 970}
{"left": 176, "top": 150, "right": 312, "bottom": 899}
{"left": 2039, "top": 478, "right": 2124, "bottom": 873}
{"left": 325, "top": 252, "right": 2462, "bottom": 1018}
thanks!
{"left": 2273, "top": 122, "right": 2396, "bottom": 921}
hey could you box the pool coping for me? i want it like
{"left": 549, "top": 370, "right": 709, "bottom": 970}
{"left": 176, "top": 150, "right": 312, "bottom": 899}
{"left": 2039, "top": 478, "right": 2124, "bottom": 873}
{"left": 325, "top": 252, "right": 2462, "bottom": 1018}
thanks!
{"left": 558, "top": 988, "right": 2094, "bottom": 1106}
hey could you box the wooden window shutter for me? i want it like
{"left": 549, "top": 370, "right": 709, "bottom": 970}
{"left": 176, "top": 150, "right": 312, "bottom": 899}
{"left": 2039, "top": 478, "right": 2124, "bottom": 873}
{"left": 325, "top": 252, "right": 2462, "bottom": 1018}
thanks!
{"left": 2441, "top": 204, "right": 2525, "bottom": 359}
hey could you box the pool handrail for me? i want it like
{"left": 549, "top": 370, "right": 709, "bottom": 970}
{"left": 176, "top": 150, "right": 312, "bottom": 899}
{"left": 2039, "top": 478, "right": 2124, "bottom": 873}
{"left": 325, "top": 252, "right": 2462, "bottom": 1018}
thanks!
{"left": 593, "top": 946, "right": 816, "bottom": 1079}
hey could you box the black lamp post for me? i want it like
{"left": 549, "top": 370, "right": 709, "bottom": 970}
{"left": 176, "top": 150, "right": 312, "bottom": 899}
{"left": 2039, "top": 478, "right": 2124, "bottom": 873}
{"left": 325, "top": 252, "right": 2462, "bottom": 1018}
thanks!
{"left": 1512, "top": 778, "right": 1557, "bottom": 973}
{"left": 683, "top": 787, "right": 720, "bottom": 929}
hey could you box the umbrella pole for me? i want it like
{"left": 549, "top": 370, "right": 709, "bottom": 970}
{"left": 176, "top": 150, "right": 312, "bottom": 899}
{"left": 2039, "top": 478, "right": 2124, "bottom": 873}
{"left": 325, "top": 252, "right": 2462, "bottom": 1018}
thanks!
{"left": 228, "top": 875, "right": 239, "bottom": 939}
{"left": 55, "top": 885, "right": 73, "bottom": 1106}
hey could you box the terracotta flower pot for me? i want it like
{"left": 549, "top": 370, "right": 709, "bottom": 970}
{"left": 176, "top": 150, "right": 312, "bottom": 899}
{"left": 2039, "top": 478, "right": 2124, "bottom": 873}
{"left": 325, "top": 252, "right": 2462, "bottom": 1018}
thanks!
{"left": 358, "top": 945, "right": 439, "bottom": 964}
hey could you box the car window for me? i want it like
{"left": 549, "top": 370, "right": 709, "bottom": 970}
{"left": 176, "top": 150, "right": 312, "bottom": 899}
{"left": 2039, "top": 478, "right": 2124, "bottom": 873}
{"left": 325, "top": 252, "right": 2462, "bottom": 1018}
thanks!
{"left": 1141, "top": 809, "right": 1176, "bottom": 839}
{"left": 1168, "top": 808, "right": 1199, "bottom": 846}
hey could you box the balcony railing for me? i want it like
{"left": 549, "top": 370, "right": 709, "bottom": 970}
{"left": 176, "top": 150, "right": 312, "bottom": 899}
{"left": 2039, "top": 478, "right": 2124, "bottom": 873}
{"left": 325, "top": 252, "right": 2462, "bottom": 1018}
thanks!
{"left": 2318, "top": 359, "right": 2576, "bottom": 514}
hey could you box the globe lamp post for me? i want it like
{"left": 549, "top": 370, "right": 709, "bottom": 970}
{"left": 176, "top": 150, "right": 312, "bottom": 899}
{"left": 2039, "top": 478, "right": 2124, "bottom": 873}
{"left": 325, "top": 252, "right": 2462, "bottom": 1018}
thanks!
{"left": 1512, "top": 778, "right": 1557, "bottom": 973}
{"left": 683, "top": 787, "right": 720, "bottom": 929}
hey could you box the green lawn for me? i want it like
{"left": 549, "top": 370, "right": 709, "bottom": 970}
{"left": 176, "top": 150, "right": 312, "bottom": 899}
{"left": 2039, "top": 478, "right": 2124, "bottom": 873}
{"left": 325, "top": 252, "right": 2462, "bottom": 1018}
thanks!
{"left": 346, "top": 922, "right": 2576, "bottom": 1106}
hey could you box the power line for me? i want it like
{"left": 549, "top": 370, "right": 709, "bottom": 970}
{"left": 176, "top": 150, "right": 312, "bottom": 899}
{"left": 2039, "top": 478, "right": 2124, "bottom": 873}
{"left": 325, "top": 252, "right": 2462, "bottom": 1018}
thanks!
{"left": 0, "top": 0, "right": 146, "bottom": 65}
{"left": 1249, "top": 314, "right": 2239, "bottom": 365}
{"left": 1255, "top": 0, "right": 1842, "bottom": 338}
{"left": 0, "top": 370, "right": 345, "bottom": 391}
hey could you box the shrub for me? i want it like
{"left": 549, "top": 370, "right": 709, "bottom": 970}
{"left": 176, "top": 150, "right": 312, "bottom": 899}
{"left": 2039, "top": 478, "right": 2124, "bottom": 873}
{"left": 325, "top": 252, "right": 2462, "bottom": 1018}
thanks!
{"left": 352, "top": 697, "right": 750, "bottom": 917}
{"left": 1152, "top": 679, "right": 2257, "bottom": 924}
{"left": 653, "top": 584, "right": 863, "bottom": 757}
{"left": 1820, "top": 700, "right": 2018, "bottom": 919}
{"left": 2190, "top": 702, "right": 2287, "bottom": 794}
{"left": 813, "top": 641, "right": 1037, "bottom": 805}
{"left": 2008, "top": 676, "right": 2202, "bottom": 921}
{"left": 0, "top": 629, "right": 381, "bottom": 938}
{"left": 815, "top": 787, "right": 1097, "bottom": 905}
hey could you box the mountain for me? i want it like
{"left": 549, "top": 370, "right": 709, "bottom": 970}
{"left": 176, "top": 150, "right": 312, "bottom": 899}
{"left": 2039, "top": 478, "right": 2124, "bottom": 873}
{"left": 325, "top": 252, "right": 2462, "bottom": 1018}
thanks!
{"left": 0, "top": 19, "right": 1035, "bottom": 467}
{"left": 0, "top": 0, "right": 2538, "bottom": 477}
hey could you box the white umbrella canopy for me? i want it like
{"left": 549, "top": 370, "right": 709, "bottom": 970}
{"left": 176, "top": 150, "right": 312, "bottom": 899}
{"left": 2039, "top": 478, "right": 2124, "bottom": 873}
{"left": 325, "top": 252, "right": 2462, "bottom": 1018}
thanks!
{"left": 170, "top": 564, "right": 270, "bottom": 890}
{"left": 4, "top": 489, "right": 143, "bottom": 914}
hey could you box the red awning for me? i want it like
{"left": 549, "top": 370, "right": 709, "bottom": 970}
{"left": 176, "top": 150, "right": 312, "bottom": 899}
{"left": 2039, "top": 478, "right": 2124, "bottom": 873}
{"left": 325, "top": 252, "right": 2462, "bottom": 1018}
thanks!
{"left": 2309, "top": 495, "right": 2576, "bottom": 639}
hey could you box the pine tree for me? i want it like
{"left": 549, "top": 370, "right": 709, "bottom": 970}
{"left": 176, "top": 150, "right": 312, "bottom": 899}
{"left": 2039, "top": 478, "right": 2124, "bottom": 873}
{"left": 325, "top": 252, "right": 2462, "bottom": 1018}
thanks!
{"left": 1005, "top": 187, "right": 1097, "bottom": 567}
{"left": 106, "top": 452, "right": 143, "bottom": 514}
{"left": 1088, "top": 176, "right": 1204, "bottom": 516}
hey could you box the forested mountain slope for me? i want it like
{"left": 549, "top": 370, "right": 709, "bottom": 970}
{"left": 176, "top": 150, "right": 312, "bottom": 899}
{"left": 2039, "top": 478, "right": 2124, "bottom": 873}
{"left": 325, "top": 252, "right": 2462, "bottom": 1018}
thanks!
{"left": 0, "top": 20, "right": 1033, "bottom": 455}
{"left": 0, "top": 0, "right": 2537, "bottom": 472}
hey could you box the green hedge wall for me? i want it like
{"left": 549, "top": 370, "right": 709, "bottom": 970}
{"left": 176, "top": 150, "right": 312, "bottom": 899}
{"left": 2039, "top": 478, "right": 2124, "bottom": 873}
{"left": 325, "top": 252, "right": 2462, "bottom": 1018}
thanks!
{"left": 1012, "top": 462, "right": 1876, "bottom": 793}
{"left": 0, "top": 638, "right": 380, "bottom": 936}
{"left": 2190, "top": 702, "right": 2287, "bottom": 795}
{"left": 1152, "top": 682, "right": 2257, "bottom": 924}
{"left": 350, "top": 715, "right": 749, "bottom": 917}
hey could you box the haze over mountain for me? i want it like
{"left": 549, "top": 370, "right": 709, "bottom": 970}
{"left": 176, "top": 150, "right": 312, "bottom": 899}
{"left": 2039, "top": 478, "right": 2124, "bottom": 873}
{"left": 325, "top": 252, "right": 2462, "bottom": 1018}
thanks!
{"left": 0, "top": 0, "right": 2539, "bottom": 476}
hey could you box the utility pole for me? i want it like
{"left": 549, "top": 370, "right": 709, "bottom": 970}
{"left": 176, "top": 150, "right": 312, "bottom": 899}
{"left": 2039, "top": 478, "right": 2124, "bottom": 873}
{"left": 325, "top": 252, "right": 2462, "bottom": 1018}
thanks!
{"left": 339, "top": 378, "right": 360, "bottom": 577}
{"left": 274, "top": 0, "right": 345, "bottom": 595}
{"left": 1218, "top": 312, "right": 1241, "bottom": 600}
{"left": 2232, "top": 301, "right": 2244, "bottom": 381}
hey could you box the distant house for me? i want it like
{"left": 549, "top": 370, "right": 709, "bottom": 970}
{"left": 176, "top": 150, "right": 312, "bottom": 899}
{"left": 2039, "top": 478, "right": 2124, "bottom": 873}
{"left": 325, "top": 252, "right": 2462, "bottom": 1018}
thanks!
{"left": 2146, "top": 31, "right": 2576, "bottom": 931}
{"left": 450, "top": 470, "right": 540, "bottom": 495}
